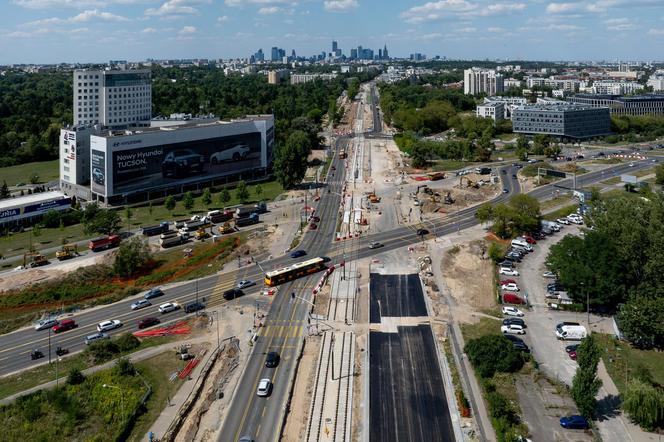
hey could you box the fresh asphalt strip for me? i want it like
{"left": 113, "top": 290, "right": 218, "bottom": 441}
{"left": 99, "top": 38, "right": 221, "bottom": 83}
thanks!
{"left": 369, "top": 273, "right": 428, "bottom": 323}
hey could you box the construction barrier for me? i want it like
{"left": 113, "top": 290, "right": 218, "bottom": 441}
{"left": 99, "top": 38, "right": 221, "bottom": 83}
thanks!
{"left": 178, "top": 358, "right": 201, "bottom": 379}
{"left": 312, "top": 265, "right": 336, "bottom": 295}
{"left": 133, "top": 321, "right": 192, "bottom": 338}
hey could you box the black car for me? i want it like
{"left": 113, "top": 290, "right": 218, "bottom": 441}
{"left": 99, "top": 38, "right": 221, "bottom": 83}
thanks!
{"left": 505, "top": 254, "right": 522, "bottom": 262}
{"left": 265, "top": 351, "right": 280, "bottom": 368}
{"left": 503, "top": 318, "right": 526, "bottom": 328}
{"left": 512, "top": 341, "right": 531, "bottom": 353}
{"left": 503, "top": 334, "right": 524, "bottom": 344}
{"left": 162, "top": 149, "right": 205, "bottom": 178}
{"left": 565, "top": 344, "right": 580, "bottom": 353}
{"left": 416, "top": 228, "right": 429, "bottom": 236}
{"left": 138, "top": 317, "right": 160, "bottom": 329}
{"left": 532, "top": 231, "right": 545, "bottom": 240}
{"left": 223, "top": 288, "right": 244, "bottom": 300}
{"left": 498, "top": 260, "right": 515, "bottom": 268}
{"left": 144, "top": 288, "right": 165, "bottom": 300}
{"left": 184, "top": 301, "right": 205, "bottom": 313}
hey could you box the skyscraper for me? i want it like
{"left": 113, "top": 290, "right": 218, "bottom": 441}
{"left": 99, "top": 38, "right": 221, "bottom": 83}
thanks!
{"left": 350, "top": 48, "right": 358, "bottom": 59}
{"left": 332, "top": 41, "right": 338, "bottom": 52}
{"left": 271, "top": 47, "right": 279, "bottom": 61}
{"left": 383, "top": 44, "right": 389, "bottom": 60}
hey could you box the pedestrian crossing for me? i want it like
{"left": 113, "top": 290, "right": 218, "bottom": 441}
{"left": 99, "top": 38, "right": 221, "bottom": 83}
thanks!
{"left": 209, "top": 270, "right": 238, "bottom": 304}
{"left": 260, "top": 322, "right": 305, "bottom": 339}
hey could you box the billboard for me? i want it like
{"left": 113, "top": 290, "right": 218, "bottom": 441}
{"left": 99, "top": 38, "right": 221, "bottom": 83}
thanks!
{"left": 110, "top": 132, "right": 262, "bottom": 196}
{"left": 91, "top": 149, "right": 106, "bottom": 195}
{"left": 24, "top": 198, "right": 71, "bottom": 214}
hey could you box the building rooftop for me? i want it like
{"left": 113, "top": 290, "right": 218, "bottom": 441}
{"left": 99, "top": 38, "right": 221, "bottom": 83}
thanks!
{"left": 515, "top": 103, "right": 606, "bottom": 112}
{"left": 573, "top": 93, "right": 664, "bottom": 102}
{"left": 0, "top": 191, "right": 66, "bottom": 211}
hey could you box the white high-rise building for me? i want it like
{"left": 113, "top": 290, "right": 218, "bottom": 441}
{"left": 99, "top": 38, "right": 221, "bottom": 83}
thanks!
{"left": 464, "top": 68, "right": 504, "bottom": 95}
{"left": 73, "top": 69, "right": 152, "bottom": 127}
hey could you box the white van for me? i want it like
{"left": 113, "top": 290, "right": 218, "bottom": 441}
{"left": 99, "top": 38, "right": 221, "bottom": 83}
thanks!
{"left": 555, "top": 324, "right": 587, "bottom": 340}
{"left": 511, "top": 238, "right": 529, "bottom": 248}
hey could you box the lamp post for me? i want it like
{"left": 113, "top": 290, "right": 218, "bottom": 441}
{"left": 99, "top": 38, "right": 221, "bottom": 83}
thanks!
{"left": 48, "top": 326, "right": 52, "bottom": 365}
{"left": 330, "top": 333, "right": 336, "bottom": 381}
{"left": 55, "top": 357, "right": 62, "bottom": 387}
{"left": 210, "top": 310, "right": 221, "bottom": 350}
{"left": 103, "top": 383, "right": 125, "bottom": 423}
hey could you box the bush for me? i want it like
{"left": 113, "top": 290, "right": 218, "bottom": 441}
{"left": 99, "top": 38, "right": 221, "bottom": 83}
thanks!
{"left": 464, "top": 335, "right": 524, "bottom": 378}
{"left": 115, "top": 357, "right": 136, "bottom": 377}
{"left": 622, "top": 378, "right": 664, "bottom": 430}
{"left": 115, "top": 333, "right": 140, "bottom": 352}
{"left": 66, "top": 368, "right": 85, "bottom": 385}
{"left": 85, "top": 339, "right": 120, "bottom": 364}
{"left": 488, "top": 242, "right": 505, "bottom": 263}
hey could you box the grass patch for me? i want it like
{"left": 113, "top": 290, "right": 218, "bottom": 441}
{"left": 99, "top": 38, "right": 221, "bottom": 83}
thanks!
{"left": 127, "top": 351, "right": 186, "bottom": 441}
{"left": 634, "top": 167, "right": 655, "bottom": 178}
{"left": 543, "top": 204, "right": 577, "bottom": 221}
{"left": 496, "top": 133, "right": 516, "bottom": 142}
{"left": 0, "top": 160, "right": 59, "bottom": 186}
{"left": 601, "top": 176, "right": 622, "bottom": 185}
{"left": 595, "top": 333, "right": 664, "bottom": 395}
{"left": 1, "top": 223, "right": 87, "bottom": 262}
{"left": 588, "top": 158, "right": 623, "bottom": 165}
{"left": 460, "top": 317, "right": 501, "bottom": 342}
{"left": 540, "top": 195, "right": 573, "bottom": 211}
{"left": 521, "top": 162, "right": 555, "bottom": 178}
{"left": 430, "top": 160, "right": 473, "bottom": 172}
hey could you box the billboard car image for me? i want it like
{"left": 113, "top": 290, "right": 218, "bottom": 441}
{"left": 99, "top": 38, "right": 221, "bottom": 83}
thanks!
{"left": 90, "top": 149, "right": 106, "bottom": 195}
{"left": 110, "top": 132, "right": 262, "bottom": 196}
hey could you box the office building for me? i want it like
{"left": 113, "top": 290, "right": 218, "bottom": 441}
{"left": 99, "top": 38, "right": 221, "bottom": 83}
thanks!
{"left": 590, "top": 81, "right": 643, "bottom": 95}
{"left": 383, "top": 44, "right": 389, "bottom": 60}
{"left": 254, "top": 48, "right": 264, "bottom": 62}
{"left": 512, "top": 103, "right": 611, "bottom": 139}
{"left": 464, "top": 68, "right": 504, "bottom": 95}
{"left": 290, "top": 73, "right": 338, "bottom": 85}
{"left": 0, "top": 191, "right": 71, "bottom": 230}
{"left": 350, "top": 49, "right": 358, "bottom": 59}
{"left": 568, "top": 94, "right": 664, "bottom": 116}
{"left": 476, "top": 102, "right": 505, "bottom": 122}
{"left": 271, "top": 47, "right": 279, "bottom": 61}
{"left": 268, "top": 70, "right": 289, "bottom": 84}
{"left": 646, "top": 71, "right": 664, "bottom": 91}
{"left": 73, "top": 69, "right": 151, "bottom": 127}
{"left": 410, "top": 53, "right": 426, "bottom": 61}
{"left": 332, "top": 41, "right": 338, "bottom": 53}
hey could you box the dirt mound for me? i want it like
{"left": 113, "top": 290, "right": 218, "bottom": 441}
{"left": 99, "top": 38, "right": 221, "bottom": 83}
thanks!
{"left": 441, "top": 242, "right": 496, "bottom": 315}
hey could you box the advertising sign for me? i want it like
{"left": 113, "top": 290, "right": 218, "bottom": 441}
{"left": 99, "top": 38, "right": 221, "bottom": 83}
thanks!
{"left": 110, "top": 132, "right": 262, "bottom": 196}
{"left": 91, "top": 149, "right": 106, "bottom": 195}
{"left": 24, "top": 198, "right": 71, "bottom": 214}
{"left": 0, "top": 208, "right": 20, "bottom": 220}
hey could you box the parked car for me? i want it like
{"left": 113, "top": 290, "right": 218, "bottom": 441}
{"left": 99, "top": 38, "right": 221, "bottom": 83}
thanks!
{"left": 265, "top": 351, "right": 280, "bottom": 368}
{"left": 559, "top": 415, "right": 589, "bottom": 430}
{"left": 503, "top": 318, "right": 526, "bottom": 327}
{"left": 501, "top": 283, "right": 520, "bottom": 292}
{"left": 34, "top": 318, "right": 59, "bottom": 331}
{"left": 499, "top": 267, "right": 519, "bottom": 276}
{"left": 52, "top": 319, "right": 77, "bottom": 334}
{"left": 144, "top": 288, "right": 165, "bottom": 300}
{"left": 209, "top": 144, "right": 250, "bottom": 164}
{"left": 512, "top": 341, "right": 531, "bottom": 353}
{"left": 568, "top": 350, "right": 578, "bottom": 360}
{"left": 290, "top": 249, "right": 307, "bottom": 258}
{"left": 556, "top": 218, "right": 570, "bottom": 225}
{"left": 309, "top": 223, "right": 318, "bottom": 230}
{"left": 97, "top": 319, "right": 122, "bottom": 332}
{"left": 138, "top": 317, "right": 160, "bottom": 329}
{"left": 159, "top": 302, "right": 179, "bottom": 314}
{"left": 131, "top": 299, "right": 151, "bottom": 310}
{"left": 503, "top": 334, "right": 525, "bottom": 344}
{"left": 542, "top": 271, "right": 556, "bottom": 278}
{"left": 237, "top": 279, "right": 255, "bottom": 289}
{"left": 500, "top": 279, "right": 517, "bottom": 285}
{"left": 85, "top": 332, "right": 110, "bottom": 345}
{"left": 505, "top": 253, "right": 522, "bottom": 262}
{"left": 522, "top": 235, "right": 537, "bottom": 244}
{"left": 501, "top": 324, "right": 526, "bottom": 335}
{"left": 503, "top": 293, "right": 526, "bottom": 304}
{"left": 565, "top": 344, "right": 580, "bottom": 353}
{"left": 416, "top": 228, "right": 429, "bottom": 236}
{"left": 502, "top": 306, "right": 524, "bottom": 317}
{"left": 498, "top": 260, "right": 515, "bottom": 268}
{"left": 257, "top": 378, "right": 272, "bottom": 397}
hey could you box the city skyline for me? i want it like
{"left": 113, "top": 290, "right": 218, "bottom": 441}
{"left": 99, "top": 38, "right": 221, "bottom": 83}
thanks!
{"left": 1, "top": 0, "right": 664, "bottom": 64}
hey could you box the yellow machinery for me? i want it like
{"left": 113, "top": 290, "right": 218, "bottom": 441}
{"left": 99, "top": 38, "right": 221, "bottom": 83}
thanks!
{"left": 56, "top": 244, "right": 77, "bottom": 260}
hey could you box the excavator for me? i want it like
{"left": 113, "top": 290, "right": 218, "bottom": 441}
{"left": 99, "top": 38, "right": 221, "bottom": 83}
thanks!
{"left": 218, "top": 222, "right": 235, "bottom": 235}
{"left": 459, "top": 176, "right": 479, "bottom": 189}
{"left": 24, "top": 252, "right": 48, "bottom": 268}
{"left": 194, "top": 228, "right": 210, "bottom": 240}
{"left": 367, "top": 190, "right": 381, "bottom": 203}
{"left": 56, "top": 244, "right": 78, "bottom": 260}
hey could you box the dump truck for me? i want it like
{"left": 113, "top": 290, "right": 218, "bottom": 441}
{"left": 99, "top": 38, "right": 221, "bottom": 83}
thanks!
{"left": 160, "top": 234, "right": 186, "bottom": 248}
{"left": 55, "top": 244, "right": 77, "bottom": 260}
{"left": 428, "top": 172, "right": 445, "bottom": 181}
{"left": 208, "top": 210, "right": 234, "bottom": 224}
{"left": 89, "top": 235, "right": 121, "bottom": 252}
{"left": 235, "top": 206, "right": 256, "bottom": 219}
{"left": 254, "top": 202, "right": 268, "bottom": 214}
{"left": 142, "top": 221, "right": 170, "bottom": 237}
{"left": 194, "top": 228, "right": 209, "bottom": 240}
{"left": 218, "top": 222, "right": 235, "bottom": 234}
{"left": 236, "top": 213, "right": 259, "bottom": 227}
{"left": 181, "top": 220, "right": 206, "bottom": 232}
{"left": 24, "top": 252, "right": 49, "bottom": 268}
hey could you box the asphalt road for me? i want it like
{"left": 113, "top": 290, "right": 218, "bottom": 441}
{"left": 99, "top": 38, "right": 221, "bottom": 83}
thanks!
{"left": 369, "top": 325, "right": 455, "bottom": 442}
{"left": 369, "top": 273, "right": 428, "bottom": 323}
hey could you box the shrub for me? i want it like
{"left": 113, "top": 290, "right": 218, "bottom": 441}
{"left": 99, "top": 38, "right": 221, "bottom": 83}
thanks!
{"left": 115, "top": 333, "right": 140, "bottom": 352}
{"left": 115, "top": 357, "right": 136, "bottom": 377}
{"left": 66, "top": 368, "right": 85, "bottom": 385}
{"left": 464, "top": 335, "right": 524, "bottom": 378}
{"left": 85, "top": 339, "right": 120, "bottom": 364}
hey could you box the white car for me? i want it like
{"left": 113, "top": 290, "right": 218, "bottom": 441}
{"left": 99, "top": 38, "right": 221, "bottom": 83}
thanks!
{"left": 542, "top": 271, "right": 556, "bottom": 278}
{"left": 568, "top": 216, "right": 584, "bottom": 225}
{"left": 159, "top": 302, "right": 180, "bottom": 314}
{"left": 131, "top": 299, "right": 151, "bottom": 310}
{"left": 97, "top": 319, "right": 122, "bottom": 332}
{"left": 556, "top": 218, "right": 570, "bottom": 225}
{"left": 499, "top": 267, "right": 519, "bottom": 276}
{"left": 237, "top": 279, "right": 256, "bottom": 289}
{"left": 501, "top": 324, "right": 526, "bottom": 335}
{"left": 257, "top": 378, "right": 272, "bottom": 397}
{"left": 502, "top": 306, "right": 524, "bottom": 317}
{"left": 501, "top": 283, "right": 520, "bottom": 292}
{"left": 210, "top": 144, "right": 250, "bottom": 164}
{"left": 34, "top": 318, "right": 59, "bottom": 331}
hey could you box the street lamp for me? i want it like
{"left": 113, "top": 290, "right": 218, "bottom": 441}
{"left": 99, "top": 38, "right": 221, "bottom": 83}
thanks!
{"left": 210, "top": 310, "right": 221, "bottom": 350}
{"left": 55, "top": 357, "right": 62, "bottom": 387}
{"left": 102, "top": 383, "right": 125, "bottom": 422}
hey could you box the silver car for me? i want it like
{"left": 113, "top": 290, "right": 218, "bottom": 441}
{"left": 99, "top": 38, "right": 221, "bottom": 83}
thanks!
{"left": 34, "top": 318, "right": 59, "bottom": 331}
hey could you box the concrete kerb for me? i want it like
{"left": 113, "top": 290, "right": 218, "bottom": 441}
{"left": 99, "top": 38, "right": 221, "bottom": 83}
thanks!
{"left": 418, "top": 274, "right": 465, "bottom": 442}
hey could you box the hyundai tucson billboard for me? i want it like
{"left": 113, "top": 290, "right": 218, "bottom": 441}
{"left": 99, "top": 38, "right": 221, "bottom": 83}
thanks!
{"left": 110, "top": 132, "right": 262, "bottom": 195}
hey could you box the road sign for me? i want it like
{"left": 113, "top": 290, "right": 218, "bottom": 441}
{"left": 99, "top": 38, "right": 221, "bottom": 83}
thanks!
{"left": 545, "top": 169, "right": 566, "bottom": 178}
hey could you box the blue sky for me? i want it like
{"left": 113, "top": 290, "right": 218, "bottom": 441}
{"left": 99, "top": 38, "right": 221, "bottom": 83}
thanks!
{"left": 1, "top": 0, "right": 663, "bottom": 64}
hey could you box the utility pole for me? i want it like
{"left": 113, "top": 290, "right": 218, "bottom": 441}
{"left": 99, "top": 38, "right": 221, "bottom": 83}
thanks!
{"left": 48, "top": 326, "right": 51, "bottom": 365}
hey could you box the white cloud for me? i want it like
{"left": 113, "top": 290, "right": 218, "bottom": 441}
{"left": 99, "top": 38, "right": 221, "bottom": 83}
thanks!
{"left": 4, "top": 26, "right": 88, "bottom": 38}
{"left": 179, "top": 25, "right": 196, "bottom": 34}
{"left": 603, "top": 17, "right": 637, "bottom": 31}
{"left": 14, "top": 0, "right": 150, "bottom": 8}
{"left": 145, "top": 0, "right": 210, "bottom": 17}
{"left": 487, "top": 26, "right": 504, "bottom": 32}
{"left": 24, "top": 9, "right": 129, "bottom": 26}
{"left": 415, "top": 32, "right": 442, "bottom": 40}
{"left": 648, "top": 28, "right": 664, "bottom": 35}
{"left": 225, "top": 0, "right": 298, "bottom": 6}
{"left": 323, "top": 0, "right": 359, "bottom": 12}
{"left": 217, "top": 15, "right": 229, "bottom": 22}
{"left": 457, "top": 26, "right": 476, "bottom": 33}
{"left": 401, "top": 1, "right": 525, "bottom": 24}
{"left": 140, "top": 27, "right": 157, "bottom": 33}
{"left": 545, "top": 2, "right": 580, "bottom": 14}
{"left": 259, "top": 6, "right": 281, "bottom": 14}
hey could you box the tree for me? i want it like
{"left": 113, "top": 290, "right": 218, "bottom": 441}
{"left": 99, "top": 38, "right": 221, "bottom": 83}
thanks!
{"left": 254, "top": 184, "right": 264, "bottom": 201}
{"left": 655, "top": 164, "right": 664, "bottom": 185}
{"left": 201, "top": 187, "right": 212, "bottom": 206}
{"left": 183, "top": 191, "right": 194, "bottom": 211}
{"left": 83, "top": 208, "right": 122, "bottom": 236}
{"left": 115, "top": 357, "right": 136, "bottom": 377}
{"left": 235, "top": 180, "right": 250, "bottom": 203}
{"left": 508, "top": 194, "right": 541, "bottom": 233}
{"left": 617, "top": 297, "right": 664, "bottom": 349}
{"left": 219, "top": 187, "right": 231, "bottom": 206}
{"left": 274, "top": 130, "right": 312, "bottom": 189}
{"left": 0, "top": 180, "right": 9, "bottom": 199}
{"left": 115, "top": 333, "right": 140, "bottom": 352}
{"left": 66, "top": 368, "right": 85, "bottom": 385}
{"left": 488, "top": 242, "right": 505, "bottom": 263}
{"left": 125, "top": 206, "right": 133, "bottom": 231}
{"left": 475, "top": 202, "right": 493, "bottom": 225}
{"left": 571, "top": 334, "right": 603, "bottom": 418}
{"left": 464, "top": 334, "right": 524, "bottom": 378}
{"left": 29, "top": 173, "right": 40, "bottom": 184}
{"left": 532, "top": 134, "right": 551, "bottom": 155}
{"left": 113, "top": 237, "right": 152, "bottom": 277}
{"left": 164, "top": 196, "right": 176, "bottom": 213}
{"left": 622, "top": 378, "right": 664, "bottom": 430}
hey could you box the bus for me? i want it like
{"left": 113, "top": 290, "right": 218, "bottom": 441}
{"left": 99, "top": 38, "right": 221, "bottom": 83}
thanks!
{"left": 264, "top": 257, "right": 328, "bottom": 287}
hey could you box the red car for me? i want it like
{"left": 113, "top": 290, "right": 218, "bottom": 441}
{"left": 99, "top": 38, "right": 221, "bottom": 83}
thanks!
{"left": 138, "top": 317, "right": 160, "bottom": 329}
{"left": 309, "top": 223, "right": 318, "bottom": 230}
{"left": 311, "top": 216, "right": 320, "bottom": 223}
{"left": 522, "top": 235, "right": 537, "bottom": 244}
{"left": 500, "top": 279, "right": 517, "bottom": 285}
{"left": 568, "top": 351, "right": 577, "bottom": 360}
{"left": 52, "top": 319, "right": 77, "bottom": 333}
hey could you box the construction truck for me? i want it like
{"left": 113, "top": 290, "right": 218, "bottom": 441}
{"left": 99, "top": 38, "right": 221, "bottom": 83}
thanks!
{"left": 194, "top": 228, "right": 209, "bottom": 240}
{"left": 368, "top": 190, "right": 381, "bottom": 203}
{"left": 428, "top": 172, "right": 445, "bottom": 181}
{"left": 236, "top": 213, "right": 259, "bottom": 227}
{"left": 89, "top": 235, "right": 121, "bottom": 252}
{"left": 218, "top": 222, "right": 235, "bottom": 235}
{"left": 444, "top": 192, "right": 455, "bottom": 205}
{"left": 339, "top": 150, "right": 347, "bottom": 159}
{"left": 24, "top": 252, "right": 48, "bottom": 268}
{"left": 56, "top": 244, "right": 77, "bottom": 260}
